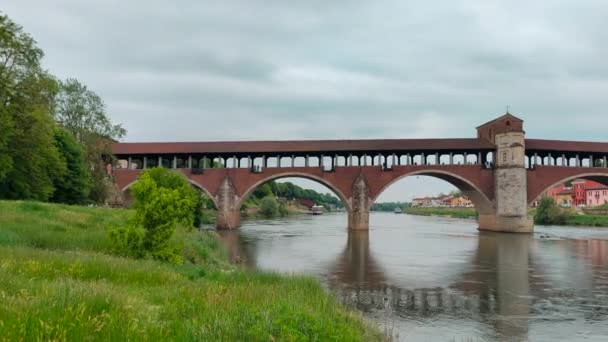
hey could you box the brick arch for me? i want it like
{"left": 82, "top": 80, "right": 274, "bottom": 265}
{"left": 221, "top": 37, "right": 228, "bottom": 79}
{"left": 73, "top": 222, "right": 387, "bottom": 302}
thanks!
{"left": 121, "top": 177, "right": 218, "bottom": 209}
{"left": 370, "top": 168, "right": 496, "bottom": 215}
{"left": 527, "top": 166, "right": 608, "bottom": 205}
{"left": 236, "top": 171, "right": 353, "bottom": 212}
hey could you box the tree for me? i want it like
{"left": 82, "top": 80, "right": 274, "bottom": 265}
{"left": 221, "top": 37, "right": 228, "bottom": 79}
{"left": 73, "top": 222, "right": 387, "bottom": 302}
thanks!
{"left": 109, "top": 168, "right": 198, "bottom": 264}
{"left": 0, "top": 14, "right": 67, "bottom": 201}
{"left": 53, "top": 78, "right": 126, "bottom": 203}
{"left": 51, "top": 128, "right": 90, "bottom": 204}
{"left": 0, "top": 107, "right": 11, "bottom": 181}
{"left": 0, "top": 14, "right": 37, "bottom": 180}
{"left": 259, "top": 196, "right": 279, "bottom": 218}
{"left": 252, "top": 183, "right": 273, "bottom": 199}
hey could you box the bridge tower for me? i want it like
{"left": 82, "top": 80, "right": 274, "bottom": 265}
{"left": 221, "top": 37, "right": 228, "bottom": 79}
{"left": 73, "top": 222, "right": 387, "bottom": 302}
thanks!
{"left": 477, "top": 114, "right": 534, "bottom": 233}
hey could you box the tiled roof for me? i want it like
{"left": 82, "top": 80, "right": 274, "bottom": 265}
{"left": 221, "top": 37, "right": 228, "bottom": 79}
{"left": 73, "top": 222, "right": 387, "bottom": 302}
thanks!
{"left": 112, "top": 138, "right": 495, "bottom": 155}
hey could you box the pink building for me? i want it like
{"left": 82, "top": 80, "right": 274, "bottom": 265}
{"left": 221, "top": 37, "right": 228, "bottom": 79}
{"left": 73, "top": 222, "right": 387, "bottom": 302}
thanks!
{"left": 585, "top": 186, "right": 608, "bottom": 207}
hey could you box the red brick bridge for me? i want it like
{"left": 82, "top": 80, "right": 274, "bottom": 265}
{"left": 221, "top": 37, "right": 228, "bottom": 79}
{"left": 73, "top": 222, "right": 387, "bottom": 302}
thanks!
{"left": 110, "top": 114, "right": 608, "bottom": 233}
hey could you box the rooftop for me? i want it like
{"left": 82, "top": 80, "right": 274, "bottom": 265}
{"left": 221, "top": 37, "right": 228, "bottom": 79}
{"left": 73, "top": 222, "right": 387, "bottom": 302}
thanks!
{"left": 112, "top": 138, "right": 495, "bottom": 156}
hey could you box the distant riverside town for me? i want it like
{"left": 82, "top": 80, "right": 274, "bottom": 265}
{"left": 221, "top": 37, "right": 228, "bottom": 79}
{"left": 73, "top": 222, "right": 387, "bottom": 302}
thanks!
{"left": 412, "top": 179, "right": 608, "bottom": 210}
{"left": 543, "top": 179, "right": 608, "bottom": 207}
{"left": 411, "top": 194, "right": 473, "bottom": 208}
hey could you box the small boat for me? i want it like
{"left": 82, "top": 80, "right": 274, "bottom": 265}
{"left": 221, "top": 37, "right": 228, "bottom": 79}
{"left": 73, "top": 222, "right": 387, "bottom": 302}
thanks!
{"left": 310, "top": 205, "right": 324, "bottom": 215}
{"left": 394, "top": 207, "right": 403, "bottom": 214}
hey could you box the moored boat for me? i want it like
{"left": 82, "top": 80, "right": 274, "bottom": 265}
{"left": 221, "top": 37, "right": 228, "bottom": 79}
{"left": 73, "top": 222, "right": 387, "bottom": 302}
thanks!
{"left": 311, "top": 205, "right": 324, "bottom": 215}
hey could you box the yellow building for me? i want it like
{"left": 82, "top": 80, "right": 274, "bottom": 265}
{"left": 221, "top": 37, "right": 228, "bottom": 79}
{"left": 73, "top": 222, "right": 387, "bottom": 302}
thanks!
{"left": 554, "top": 189, "right": 573, "bottom": 207}
{"left": 450, "top": 196, "right": 472, "bottom": 207}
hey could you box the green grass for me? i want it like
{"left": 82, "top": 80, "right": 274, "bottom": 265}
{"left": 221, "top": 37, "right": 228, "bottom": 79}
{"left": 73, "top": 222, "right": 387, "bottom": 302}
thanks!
{"left": 404, "top": 205, "right": 608, "bottom": 227}
{"left": 403, "top": 207, "right": 478, "bottom": 219}
{"left": 0, "top": 200, "right": 381, "bottom": 341}
{"left": 562, "top": 214, "right": 608, "bottom": 227}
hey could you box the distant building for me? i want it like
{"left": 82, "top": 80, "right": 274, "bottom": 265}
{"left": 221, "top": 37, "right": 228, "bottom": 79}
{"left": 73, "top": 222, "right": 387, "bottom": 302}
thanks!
{"left": 412, "top": 195, "right": 472, "bottom": 208}
{"left": 412, "top": 197, "right": 432, "bottom": 207}
{"left": 586, "top": 186, "right": 608, "bottom": 207}
{"left": 554, "top": 188, "right": 573, "bottom": 207}
{"left": 438, "top": 195, "right": 452, "bottom": 207}
{"left": 546, "top": 183, "right": 567, "bottom": 200}
{"left": 451, "top": 196, "right": 473, "bottom": 207}
{"left": 542, "top": 179, "right": 607, "bottom": 207}
{"left": 296, "top": 198, "right": 314, "bottom": 209}
{"left": 572, "top": 179, "right": 604, "bottom": 206}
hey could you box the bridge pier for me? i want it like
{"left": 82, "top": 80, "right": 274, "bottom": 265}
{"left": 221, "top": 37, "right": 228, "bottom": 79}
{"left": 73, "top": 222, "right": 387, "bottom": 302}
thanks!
{"left": 478, "top": 128, "right": 534, "bottom": 233}
{"left": 348, "top": 209, "right": 370, "bottom": 230}
{"left": 216, "top": 176, "right": 240, "bottom": 230}
{"left": 217, "top": 209, "right": 240, "bottom": 230}
{"left": 478, "top": 214, "right": 534, "bottom": 233}
{"left": 348, "top": 175, "right": 370, "bottom": 230}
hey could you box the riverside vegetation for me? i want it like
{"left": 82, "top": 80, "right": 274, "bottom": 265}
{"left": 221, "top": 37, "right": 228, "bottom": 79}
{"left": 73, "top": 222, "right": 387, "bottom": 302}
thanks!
{"left": 403, "top": 207, "right": 478, "bottom": 219}
{"left": 534, "top": 197, "right": 608, "bottom": 227}
{"left": 0, "top": 199, "right": 381, "bottom": 340}
{"left": 402, "top": 197, "right": 608, "bottom": 227}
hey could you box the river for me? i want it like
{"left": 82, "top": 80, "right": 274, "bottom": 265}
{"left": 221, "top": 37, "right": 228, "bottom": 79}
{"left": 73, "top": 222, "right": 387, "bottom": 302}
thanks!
{"left": 215, "top": 213, "right": 608, "bottom": 341}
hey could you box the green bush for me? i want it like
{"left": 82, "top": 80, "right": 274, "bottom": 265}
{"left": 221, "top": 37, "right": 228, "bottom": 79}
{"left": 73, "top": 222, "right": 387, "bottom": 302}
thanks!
{"left": 278, "top": 202, "right": 289, "bottom": 217}
{"left": 109, "top": 168, "right": 198, "bottom": 264}
{"left": 259, "top": 196, "right": 279, "bottom": 218}
{"left": 534, "top": 197, "right": 567, "bottom": 225}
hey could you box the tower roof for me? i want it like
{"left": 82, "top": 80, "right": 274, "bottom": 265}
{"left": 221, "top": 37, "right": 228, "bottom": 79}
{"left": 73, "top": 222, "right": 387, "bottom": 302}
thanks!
{"left": 476, "top": 113, "right": 523, "bottom": 129}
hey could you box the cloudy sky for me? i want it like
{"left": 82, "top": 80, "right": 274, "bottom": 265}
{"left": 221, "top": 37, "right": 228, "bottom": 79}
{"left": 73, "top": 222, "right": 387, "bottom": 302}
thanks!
{"left": 4, "top": 1, "right": 608, "bottom": 201}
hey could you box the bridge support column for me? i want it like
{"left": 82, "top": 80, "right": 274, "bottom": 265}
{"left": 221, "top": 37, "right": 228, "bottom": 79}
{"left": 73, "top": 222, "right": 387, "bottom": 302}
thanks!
{"left": 348, "top": 175, "right": 370, "bottom": 231}
{"left": 216, "top": 177, "right": 240, "bottom": 230}
{"left": 480, "top": 130, "right": 533, "bottom": 233}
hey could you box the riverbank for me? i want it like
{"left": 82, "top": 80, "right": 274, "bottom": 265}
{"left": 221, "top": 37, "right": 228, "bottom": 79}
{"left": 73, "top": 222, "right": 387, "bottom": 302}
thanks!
{"left": 200, "top": 201, "right": 319, "bottom": 225}
{"left": 403, "top": 207, "right": 478, "bottom": 219}
{"left": 560, "top": 214, "right": 608, "bottom": 227}
{"left": 533, "top": 207, "right": 608, "bottom": 227}
{"left": 0, "top": 200, "right": 381, "bottom": 341}
{"left": 403, "top": 205, "right": 608, "bottom": 227}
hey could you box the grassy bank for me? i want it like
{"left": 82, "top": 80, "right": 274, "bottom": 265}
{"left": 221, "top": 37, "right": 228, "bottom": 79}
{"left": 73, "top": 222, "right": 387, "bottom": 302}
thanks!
{"left": 403, "top": 204, "right": 608, "bottom": 228}
{"left": 403, "top": 207, "right": 478, "bottom": 219}
{"left": 0, "top": 200, "right": 381, "bottom": 341}
{"left": 561, "top": 214, "right": 608, "bottom": 227}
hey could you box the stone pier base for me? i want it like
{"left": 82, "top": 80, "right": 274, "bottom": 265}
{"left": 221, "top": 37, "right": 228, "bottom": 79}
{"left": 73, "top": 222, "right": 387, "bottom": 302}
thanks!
{"left": 348, "top": 210, "right": 370, "bottom": 230}
{"left": 478, "top": 214, "right": 534, "bottom": 233}
{"left": 216, "top": 210, "right": 240, "bottom": 230}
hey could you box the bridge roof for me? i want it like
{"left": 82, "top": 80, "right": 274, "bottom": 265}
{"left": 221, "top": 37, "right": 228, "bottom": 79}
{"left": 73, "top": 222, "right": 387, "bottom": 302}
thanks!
{"left": 526, "top": 139, "right": 608, "bottom": 154}
{"left": 112, "top": 138, "right": 495, "bottom": 156}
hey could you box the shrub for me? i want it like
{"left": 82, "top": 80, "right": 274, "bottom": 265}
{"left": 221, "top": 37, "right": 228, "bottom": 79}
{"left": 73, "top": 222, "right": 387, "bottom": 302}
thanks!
{"left": 278, "top": 202, "right": 289, "bottom": 217}
{"left": 259, "top": 196, "right": 279, "bottom": 218}
{"left": 534, "top": 197, "right": 567, "bottom": 225}
{"left": 109, "top": 168, "right": 198, "bottom": 264}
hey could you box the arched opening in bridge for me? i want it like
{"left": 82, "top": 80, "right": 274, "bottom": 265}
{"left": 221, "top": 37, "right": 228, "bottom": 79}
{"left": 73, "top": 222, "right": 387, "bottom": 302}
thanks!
{"left": 236, "top": 176, "right": 348, "bottom": 225}
{"left": 370, "top": 171, "right": 496, "bottom": 227}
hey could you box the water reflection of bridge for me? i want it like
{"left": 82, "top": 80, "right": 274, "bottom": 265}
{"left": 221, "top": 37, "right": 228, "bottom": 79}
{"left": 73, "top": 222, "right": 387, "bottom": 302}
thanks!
{"left": 216, "top": 228, "right": 608, "bottom": 340}
{"left": 325, "top": 232, "right": 532, "bottom": 340}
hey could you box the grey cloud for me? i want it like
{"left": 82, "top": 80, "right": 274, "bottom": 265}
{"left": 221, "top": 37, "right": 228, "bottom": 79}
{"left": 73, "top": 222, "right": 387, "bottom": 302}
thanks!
{"left": 3, "top": 0, "right": 608, "bottom": 201}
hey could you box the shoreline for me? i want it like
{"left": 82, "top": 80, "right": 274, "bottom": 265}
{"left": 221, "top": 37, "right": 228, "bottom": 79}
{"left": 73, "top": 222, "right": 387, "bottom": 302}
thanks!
{"left": 401, "top": 206, "right": 608, "bottom": 228}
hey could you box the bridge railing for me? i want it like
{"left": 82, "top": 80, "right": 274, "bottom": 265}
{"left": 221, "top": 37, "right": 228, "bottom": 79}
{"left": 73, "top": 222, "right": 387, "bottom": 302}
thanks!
{"left": 526, "top": 152, "right": 608, "bottom": 169}
{"left": 112, "top": 151, "right": 496, "bottom": 172}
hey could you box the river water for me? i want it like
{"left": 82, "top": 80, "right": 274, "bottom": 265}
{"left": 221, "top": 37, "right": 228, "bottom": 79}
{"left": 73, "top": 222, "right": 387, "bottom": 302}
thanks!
{"left": 215, "top": 213, "right": 608, "bottom": 341}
